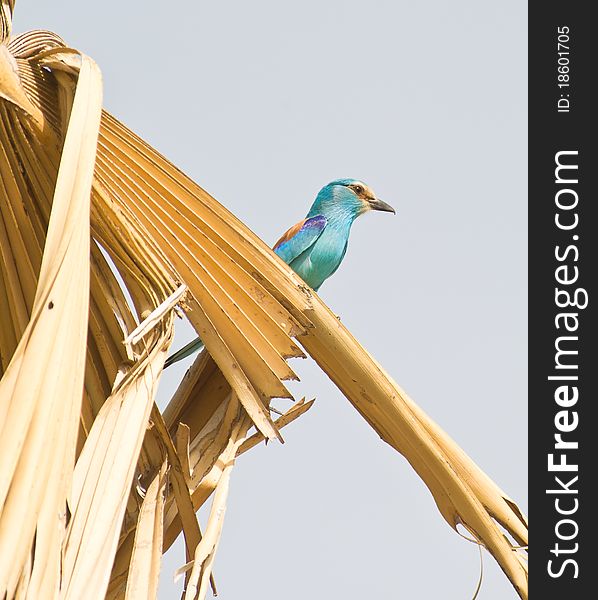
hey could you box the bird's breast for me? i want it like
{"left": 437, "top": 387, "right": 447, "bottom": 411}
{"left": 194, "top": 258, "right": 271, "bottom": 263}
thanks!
{"left": 289, "top": 226, "right": 349, "bottom": 291}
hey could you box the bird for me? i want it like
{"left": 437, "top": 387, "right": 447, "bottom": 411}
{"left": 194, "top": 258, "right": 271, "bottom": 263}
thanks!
{"left": 164, "top": 179, "right": 395, "bottom": 368}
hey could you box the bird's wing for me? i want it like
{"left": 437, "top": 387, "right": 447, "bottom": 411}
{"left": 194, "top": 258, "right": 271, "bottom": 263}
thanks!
{"left": 273, "top": 215, "right": 327, "bottom": 263}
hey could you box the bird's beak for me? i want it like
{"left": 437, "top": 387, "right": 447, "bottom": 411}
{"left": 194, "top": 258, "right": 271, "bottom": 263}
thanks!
{"left": 368, "top": 197, "right": 396, "bottom": 214}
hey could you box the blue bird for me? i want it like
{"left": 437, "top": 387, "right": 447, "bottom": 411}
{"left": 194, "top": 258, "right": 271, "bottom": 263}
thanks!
{"left": 164, "top": 179, "right": 394, "bottom": 368}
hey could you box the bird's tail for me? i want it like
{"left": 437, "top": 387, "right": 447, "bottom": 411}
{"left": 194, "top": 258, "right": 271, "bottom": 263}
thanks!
{"left": 164, "top": 336, "right": 205, "bottom": 369}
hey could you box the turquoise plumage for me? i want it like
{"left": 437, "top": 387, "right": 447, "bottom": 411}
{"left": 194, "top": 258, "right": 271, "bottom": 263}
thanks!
{"left": 273, "top": 179, "right": 394, "bottom": 291}
{"left": 164, "top": 179, "right": 394, "bottom": 368}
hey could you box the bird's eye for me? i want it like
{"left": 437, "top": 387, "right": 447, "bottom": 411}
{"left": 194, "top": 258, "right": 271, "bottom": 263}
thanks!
{"left": 353, "top": 185, "right": 363, "bottom": 194}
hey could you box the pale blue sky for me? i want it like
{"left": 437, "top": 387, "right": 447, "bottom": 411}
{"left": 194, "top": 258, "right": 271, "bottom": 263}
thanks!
{"left": 15, "top": 2, "right": 527, "bottom": 598}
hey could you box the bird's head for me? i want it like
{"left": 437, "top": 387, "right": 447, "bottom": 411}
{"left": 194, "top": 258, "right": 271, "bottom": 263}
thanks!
{"left": 307, "top": 179, "right": 395, "bottom": 221}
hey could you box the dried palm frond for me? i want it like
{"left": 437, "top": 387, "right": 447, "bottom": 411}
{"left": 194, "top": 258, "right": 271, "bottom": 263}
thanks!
{"left": 0, "top": 8, "right": 527, "bottom": 600}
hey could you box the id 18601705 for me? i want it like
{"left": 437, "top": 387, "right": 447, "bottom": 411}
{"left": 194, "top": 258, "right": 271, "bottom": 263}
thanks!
{"left": 557, "top": 26, "right": 571, "bottom": 113}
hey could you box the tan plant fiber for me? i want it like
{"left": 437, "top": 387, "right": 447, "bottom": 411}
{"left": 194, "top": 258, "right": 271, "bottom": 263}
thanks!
{"left": 0, "top": 9, "right": 527, "bottom": 600}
